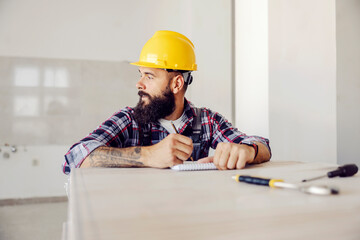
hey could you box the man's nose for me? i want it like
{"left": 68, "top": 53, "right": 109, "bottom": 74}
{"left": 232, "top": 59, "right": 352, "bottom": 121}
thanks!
{"left": 136, "top": 77, "right": 145, "bottom": 90}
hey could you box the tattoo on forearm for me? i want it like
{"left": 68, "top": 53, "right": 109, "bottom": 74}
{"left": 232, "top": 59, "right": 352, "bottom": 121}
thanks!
{"left": 87, "top": 146, "right": 145, "bottom": 168}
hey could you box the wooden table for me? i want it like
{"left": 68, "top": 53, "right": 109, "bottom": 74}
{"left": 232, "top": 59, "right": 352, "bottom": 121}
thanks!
{"left": 65, "top": 161, "right": 360, "bottom": 240}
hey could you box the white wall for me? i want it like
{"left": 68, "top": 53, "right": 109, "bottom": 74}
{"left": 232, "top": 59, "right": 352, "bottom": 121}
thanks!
{"left": 336, "top": 0, "right": 360, "bottom": 166}
{"left": 0, "top": 145, "right": 69, "bottom": 199}
{"left": 236, "top": 0, "right": 338, "bottom": 163}
{"left": 0, "top": 0, "right": 233, "bottom": 120}
{"left": 268, "top": 0, "right": 337, "bottom": 163}
{"left": 235, "top": 0, "right": 269, "bottom": 138}
{"left": 0, "top": 0, "right": 233, "bottom": 199}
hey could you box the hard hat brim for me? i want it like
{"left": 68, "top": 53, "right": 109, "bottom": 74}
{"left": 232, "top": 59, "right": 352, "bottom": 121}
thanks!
{"left": 130, "top": 61, "right": 197, "bottom": 71}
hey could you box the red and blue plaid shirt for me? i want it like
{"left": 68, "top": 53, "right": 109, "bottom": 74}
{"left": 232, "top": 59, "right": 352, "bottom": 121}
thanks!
{"left": 62, "top": 99, "right": 271, "bottom": 174}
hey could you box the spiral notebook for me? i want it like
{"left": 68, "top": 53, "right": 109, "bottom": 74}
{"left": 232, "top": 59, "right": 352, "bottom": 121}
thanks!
{"left": 171, "top": 162, "right": 218, "bottom": 171}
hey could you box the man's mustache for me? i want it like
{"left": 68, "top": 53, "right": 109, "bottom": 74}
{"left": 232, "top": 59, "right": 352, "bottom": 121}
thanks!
{"left": 138, "top": 91, "right": 151, "bottom": 99}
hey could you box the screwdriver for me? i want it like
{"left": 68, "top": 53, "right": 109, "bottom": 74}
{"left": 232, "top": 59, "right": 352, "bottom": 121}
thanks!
{"left": 232, "top": 175, "right": 339, "bottom": 195}
{"left": 301, "top": 164, "right": 358, "bottom": 182}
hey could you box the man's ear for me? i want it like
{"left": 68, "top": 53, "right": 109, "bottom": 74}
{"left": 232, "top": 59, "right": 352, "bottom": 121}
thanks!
{"left": 171, "top": 74, "right": 185, "bottom": 94}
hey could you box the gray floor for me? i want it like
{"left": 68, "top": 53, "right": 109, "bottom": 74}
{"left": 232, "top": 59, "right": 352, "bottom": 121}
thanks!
{"left": 0, "top": 201, "right": 68, "bottom": 240}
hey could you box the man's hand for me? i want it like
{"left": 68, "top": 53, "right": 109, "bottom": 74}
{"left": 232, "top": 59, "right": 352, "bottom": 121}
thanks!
{"left": 144, "top": 133, "right": 193, "bottom": 168}
{"left": 198, "top": 142, "right": 256, "bottom": 170}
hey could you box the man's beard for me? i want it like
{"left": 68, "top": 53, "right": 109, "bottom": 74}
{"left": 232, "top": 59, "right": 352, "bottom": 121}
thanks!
{"left": 133, "top": 86, "right": 176, "bottom": 125}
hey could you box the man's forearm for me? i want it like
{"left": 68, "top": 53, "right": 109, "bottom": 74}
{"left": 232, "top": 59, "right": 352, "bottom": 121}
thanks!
{"left": 80, "top": 146, "right": 147, "bottom": 168}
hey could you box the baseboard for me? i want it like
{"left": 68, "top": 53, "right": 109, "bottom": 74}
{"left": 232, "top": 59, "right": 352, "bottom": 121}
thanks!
{"left": 0, "top": 196, "right": 68, "bottom": 206}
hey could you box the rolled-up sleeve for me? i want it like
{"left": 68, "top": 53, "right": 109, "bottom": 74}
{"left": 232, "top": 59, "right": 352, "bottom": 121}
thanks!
{"left": 62, "top": 108, "right": 134, "bottom": 175}
{"left": 62, "top": 140, "right": 105, "bottom": 174}
{"left": 209, "top": 111, "right": 271, "bottom": 157}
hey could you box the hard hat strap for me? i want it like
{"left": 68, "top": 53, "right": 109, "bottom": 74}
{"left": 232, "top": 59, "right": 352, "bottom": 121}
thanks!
{"left": 165, "top": 69, "right": 193, "bottom": 85}
{"left": 182, "top": 71, "right": 193, "bottom": 85}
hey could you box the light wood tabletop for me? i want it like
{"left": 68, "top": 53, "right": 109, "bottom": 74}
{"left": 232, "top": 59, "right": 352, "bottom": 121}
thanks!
{"left": 65, "top": 161, "right": 360, "bottom": 240}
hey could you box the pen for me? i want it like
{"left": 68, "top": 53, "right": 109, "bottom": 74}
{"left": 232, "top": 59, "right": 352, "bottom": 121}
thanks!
{"left": 171, "top": 122, "right": 194, "bottom": 162}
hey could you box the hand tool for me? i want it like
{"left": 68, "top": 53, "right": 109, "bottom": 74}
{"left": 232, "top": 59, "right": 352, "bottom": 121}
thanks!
{"left": 232, "top": 175, "right": 339, "bottom": 195}
{"left": 301, "top": 164, "right": 358, "bottom": 182}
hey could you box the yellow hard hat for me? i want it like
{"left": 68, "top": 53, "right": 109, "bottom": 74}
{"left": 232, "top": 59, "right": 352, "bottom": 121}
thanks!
{"left": 131, "top": 30, "right": 197, "bottom": 71}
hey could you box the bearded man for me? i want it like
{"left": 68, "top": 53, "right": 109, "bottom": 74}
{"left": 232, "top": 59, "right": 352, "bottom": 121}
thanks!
{"left": 62, "top": 31, "right": 271, "bottom": 174}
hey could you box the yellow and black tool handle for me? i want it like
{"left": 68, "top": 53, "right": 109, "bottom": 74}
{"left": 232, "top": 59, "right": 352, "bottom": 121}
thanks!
{"left": 233, "top": 175, "right": 283, "bottom": 188}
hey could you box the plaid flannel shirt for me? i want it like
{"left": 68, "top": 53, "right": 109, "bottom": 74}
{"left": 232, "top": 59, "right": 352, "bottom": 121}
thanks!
{"left": 62, "top": 99, "right": 271, "bottom": 174}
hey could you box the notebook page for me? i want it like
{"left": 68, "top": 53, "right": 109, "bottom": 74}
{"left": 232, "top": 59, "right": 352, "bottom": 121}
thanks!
{"left": 171, "top": 162, "right": 218, "bottom": 171}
